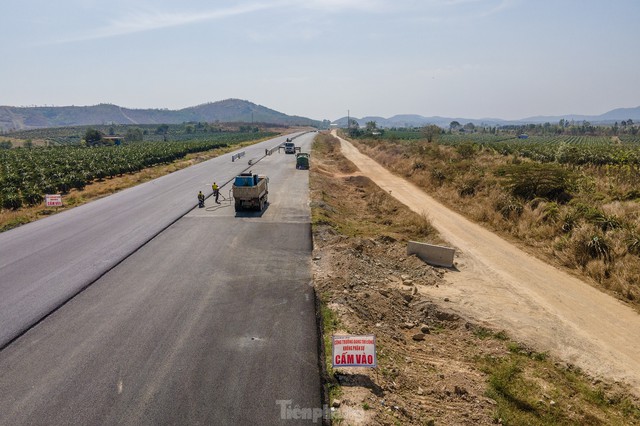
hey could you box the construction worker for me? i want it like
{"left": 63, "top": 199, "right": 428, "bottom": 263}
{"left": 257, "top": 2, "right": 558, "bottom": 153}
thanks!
{"left": 197, "top": 191, "right": 205, "bottom": 208}
{"left": 212, "top": 182, "right": 220, "bottom": 204}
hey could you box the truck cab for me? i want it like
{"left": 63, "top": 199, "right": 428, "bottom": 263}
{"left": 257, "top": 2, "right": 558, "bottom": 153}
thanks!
{"left": 284, "top": 142, "right": 296, "bottom": 154}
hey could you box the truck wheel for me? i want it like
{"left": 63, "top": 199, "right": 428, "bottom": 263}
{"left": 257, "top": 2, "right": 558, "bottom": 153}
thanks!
{"left": 235, "top": 199, "right": 241, "bottom": 212}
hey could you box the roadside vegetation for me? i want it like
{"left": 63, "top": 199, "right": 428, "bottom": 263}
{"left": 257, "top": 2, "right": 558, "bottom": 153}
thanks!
{"left": 345, "top": 128, "right": 640, "bottom": 308}
{"left": 311, "top": 132, "right": 640, "bottom": 425}
{"left": 0, "top": 126, "right": 281, "bottom": 232}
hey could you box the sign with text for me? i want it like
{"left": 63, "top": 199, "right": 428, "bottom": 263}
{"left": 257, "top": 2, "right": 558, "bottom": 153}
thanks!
{"left": 45, "top": 194, "right": 62, "bottom": 207}
{"left": 332, "top": 335, "right": 377, "bottom": 368}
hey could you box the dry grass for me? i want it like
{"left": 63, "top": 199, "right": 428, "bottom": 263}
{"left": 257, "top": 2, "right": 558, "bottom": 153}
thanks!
{"left": 311, "top": 131, "right": 640, "bottom": 426}
{"left": 346, "top": 133, "right": 640, "bottom": 309}
{"left": 311, "top": 133, "right": 440, "bottom": 244}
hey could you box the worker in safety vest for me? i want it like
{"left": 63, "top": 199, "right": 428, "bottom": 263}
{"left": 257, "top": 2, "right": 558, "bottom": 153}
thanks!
{"left": 197, "top": 191, "right": 205, "bottom": 208}
{"left": 212, "top": 182, "right": 220, "bottom": 203}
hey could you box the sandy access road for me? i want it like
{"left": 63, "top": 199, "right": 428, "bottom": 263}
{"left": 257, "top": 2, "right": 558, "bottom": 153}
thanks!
{"left": 334, "top": 131, "right": 640, "bottom": 395}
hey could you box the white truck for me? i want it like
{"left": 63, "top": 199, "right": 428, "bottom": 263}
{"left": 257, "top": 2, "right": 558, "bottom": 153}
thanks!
{"left": 284, "top": 141, "right": 296, "bottom": 154}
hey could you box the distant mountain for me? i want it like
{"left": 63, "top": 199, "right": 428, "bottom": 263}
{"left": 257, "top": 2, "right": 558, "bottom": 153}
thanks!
{"left": 3, "top": 100, "right": 638, "bottom": 132}
{"left": 333, "top": 114, "right": 509, "bottom": 128}
{"left": 333, "top": 106, "right": 640, "bottom": 128}
{"left": 0, "top": 99, "right": 321, "bottom": 132}
{"left": 599, "top": 106, "right": 640, "bottom": 121}
{"left": 523, "top": 106, "right": 640, "bottom": 124}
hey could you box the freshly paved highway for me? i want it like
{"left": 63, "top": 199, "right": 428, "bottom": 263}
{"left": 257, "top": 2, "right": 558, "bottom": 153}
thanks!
{"left": 0, "top": 132, "right": 302, "bottom": 348}
{"left": 0, "top": 132, "right": 322, "bottom": 424}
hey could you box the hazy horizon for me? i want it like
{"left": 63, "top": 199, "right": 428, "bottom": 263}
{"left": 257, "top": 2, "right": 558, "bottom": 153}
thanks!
{"left": 1, "top": 0, "right": 638, "bottom": 121}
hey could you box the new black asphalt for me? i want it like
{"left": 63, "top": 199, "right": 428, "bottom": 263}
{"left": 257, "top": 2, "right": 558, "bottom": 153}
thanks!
{"left": 0, "top": 132, "right": 322, "bottom": 424}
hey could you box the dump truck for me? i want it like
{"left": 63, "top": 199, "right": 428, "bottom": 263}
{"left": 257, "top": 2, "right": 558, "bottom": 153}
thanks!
{"left": 295, "top": 152, "right": 310, "bottom": 170}
{"left": 232, "top": 172, "right": 268, "bottom": 212}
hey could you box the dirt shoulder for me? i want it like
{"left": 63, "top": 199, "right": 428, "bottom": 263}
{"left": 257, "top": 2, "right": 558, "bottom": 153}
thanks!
{"left": 334, "top": 130, "right": 640, "bottom": 394}
{"left": 312, "top": 132, "right": 640, "bottom": 425}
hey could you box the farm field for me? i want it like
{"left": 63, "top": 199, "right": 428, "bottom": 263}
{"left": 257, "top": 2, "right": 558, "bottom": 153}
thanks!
{"left": 383, "top": 131, "right": 640, "bottom": 165}
{"left": 0, "top": 127, "right": 283, "bottom": 231}
{"left": 0, "top": 122, "right": 271, "bottom": 146}
{"left": 0, "top": 131, "right": 276, "bottom": 211}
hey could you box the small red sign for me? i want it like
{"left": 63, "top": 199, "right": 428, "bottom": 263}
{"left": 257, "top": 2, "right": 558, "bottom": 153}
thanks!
{"left": 332, "top": 335, "right": 377, "bottom": 368}
{"left": 45, "top": 194, "right": 63, "bottom": 207}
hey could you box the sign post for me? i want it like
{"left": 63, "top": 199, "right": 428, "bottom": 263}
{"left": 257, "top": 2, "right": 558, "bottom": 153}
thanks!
{"left": 45, "top": 194, "right": 63, "bottom": 208}
{"left": 332, "top": 335, "right": 377, "bottom": 368}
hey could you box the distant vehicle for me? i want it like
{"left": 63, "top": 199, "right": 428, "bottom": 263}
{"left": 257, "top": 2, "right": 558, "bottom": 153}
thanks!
{"left": 295, "top": 152, "right": 310, "bottom": 170}
{"left": 518, "top": 134, "right": 529, "bottom": 139}
{"left": 284, "top": 142, "right": 296, "bottom": 154}
{"left": 232, "top": 172, "right": 268, "bottom": 212}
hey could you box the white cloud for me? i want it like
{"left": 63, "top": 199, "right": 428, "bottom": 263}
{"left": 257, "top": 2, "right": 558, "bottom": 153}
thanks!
{"left": 44, "top": 0, "right": 514, "bottom": 45}
{"left": 477, "top": 0, "right": 517, "bottom": 17}
{"left": 48, "top": 2, "right": 278, "bottom": 44}
{"left": 299, "top": 0, "right": 388, "bottom": 12}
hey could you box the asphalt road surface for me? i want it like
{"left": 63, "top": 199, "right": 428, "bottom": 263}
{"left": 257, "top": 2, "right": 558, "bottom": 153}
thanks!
{"left": 0, "top": 131, "right": 302, "bottom": 348}
{"left": 0, "top": 133, "right": 322, "bottom": 425}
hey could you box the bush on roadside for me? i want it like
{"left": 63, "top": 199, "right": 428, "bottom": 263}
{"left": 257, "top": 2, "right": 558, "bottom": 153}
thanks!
{"left": 457, "top": 176, "right": 482, "bottom": 197}
{"left": 456, "top": 142, "right": 477, "bottom": 159}
{"left": 497, "top": 163, "right": 574, "bottom": 202}
{"left": 495, "top": 194, "right": 524, "bottom": 220}
{"left": 572, "top": 225, "right": 612, "bottom": 266}
{"left": 1, "top": 190, "right": 22, "bottom": 210}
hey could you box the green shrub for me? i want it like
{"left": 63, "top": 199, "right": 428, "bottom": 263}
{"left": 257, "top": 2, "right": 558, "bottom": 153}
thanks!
{"left": 430, "top": 168, "right": 447, "bottom": 185}
{"left": 495, "top": 195, "right": 524, "bottom": 219}
{"left": 1, "top": 191, "right": 22, "bottom": 210}
{"left": 541, "top": 202, "right": 560, "bottom": 222}
{"left": 457, "top": 176, "right": 482, "bottom": 197}
{"left": 456, "top": 142, "right": 477, "bottom": 159}
{"left": 497, "top": 163, "right": 574, "bottom": 202}
{"left": 561, "top": 211, "right": 578, "bottom": 232}
{"left": 591, "top": 213, "right": 622, "bottom": 232}
{"left": 574, "top": 233, "right": 612, "bottom": 265}
{"left": 22, "top": 188, "right": 43, "bottom": 206}
{"left": 626, "top": 231, "right": 640, "bottom": 256}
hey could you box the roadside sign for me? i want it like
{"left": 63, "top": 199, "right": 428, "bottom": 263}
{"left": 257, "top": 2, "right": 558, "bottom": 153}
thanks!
{"left": 45, "top": 194, "right": 62, "bottom": 207}
{"left": 332, "top": 335, "right": 377, "bottom": 368}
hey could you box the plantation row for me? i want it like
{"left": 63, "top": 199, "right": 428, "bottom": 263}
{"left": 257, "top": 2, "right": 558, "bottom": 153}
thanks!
{"left": 442, "top": 136, "right": 640, "bottom": 166}
{"left": 380, "top": 132, "right": 640, "bottom": 166}
{"left": 385, "top": 130, "right": 640, "bottom": 145}
{"left": 3, "top": 123, "right": 272, "bottom": 146}
{"left": 0, "top": 132, "right": 274, "bottom": 210}
{"left": 485, "top": 140, "right": 640, "bottom": 166}
{"left": 439, "top": 133, "right": 631, "bottom": 146}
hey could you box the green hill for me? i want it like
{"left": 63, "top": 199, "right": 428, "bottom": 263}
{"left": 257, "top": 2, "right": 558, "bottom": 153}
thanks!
{"left": 0, "top": 99, "right": 321, "bottom": 132}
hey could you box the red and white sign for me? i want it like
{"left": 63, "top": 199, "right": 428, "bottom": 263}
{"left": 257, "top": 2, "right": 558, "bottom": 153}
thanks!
{"left": 332, "top": 335, "right": 377, "bottom": 368}
{"left": 45, "top": 194, "right": 63, "bottom": 207}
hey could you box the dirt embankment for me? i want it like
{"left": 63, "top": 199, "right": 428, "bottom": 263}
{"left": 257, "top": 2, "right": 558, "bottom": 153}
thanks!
{"left": 312, "top": 132, "right": 640, "bottom": 425}
{"left": 333, "top": 131, "right": 640, "bottom": 395}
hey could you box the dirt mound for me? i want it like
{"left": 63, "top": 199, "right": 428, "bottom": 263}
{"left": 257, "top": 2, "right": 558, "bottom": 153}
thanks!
{"left": 314, "top": 233, "right": 502, "bottom": 425}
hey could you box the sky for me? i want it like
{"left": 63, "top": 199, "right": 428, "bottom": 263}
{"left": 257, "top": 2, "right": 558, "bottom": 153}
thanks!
{"left": 1, "top": 0, "right": 639, "bottom": 121}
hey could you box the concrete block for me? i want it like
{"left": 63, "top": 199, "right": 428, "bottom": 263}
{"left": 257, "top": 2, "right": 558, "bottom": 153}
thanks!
{"left": 407, "top": 241, "right": 455, "bottom": 267}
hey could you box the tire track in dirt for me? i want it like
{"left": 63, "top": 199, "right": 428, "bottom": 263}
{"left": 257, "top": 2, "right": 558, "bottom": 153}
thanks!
{"left": 334, "top": 130, "right": 640, "bottom": 395}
